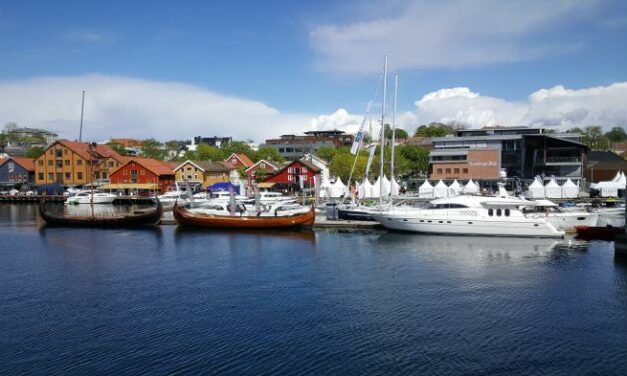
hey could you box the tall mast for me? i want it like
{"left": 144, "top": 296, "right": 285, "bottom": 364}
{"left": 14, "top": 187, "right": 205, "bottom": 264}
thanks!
{"left": 79, "top": 90, "right": 85, "bottom": 142}
{"left": 379, "top": 56, "right": 387, "bottom": 205}
{"left": 391, "top": 72, "right": 398, "bottom": 195}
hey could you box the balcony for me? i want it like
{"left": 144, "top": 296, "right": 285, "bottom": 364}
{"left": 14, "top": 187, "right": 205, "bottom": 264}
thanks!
{"left": 536, "top": 156, "right": 582, "bottom": 165}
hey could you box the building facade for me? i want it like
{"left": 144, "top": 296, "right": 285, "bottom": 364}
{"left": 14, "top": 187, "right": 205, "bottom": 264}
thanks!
{"left": 245, "top": 159, "right": 280, "bottom": 186}
{"left": 264, "top": 130, "right": 355, "bottom": 160}
{"left": 108, "top": 158, "right": 175, "bottom": 194}
{"left": 34, "top": 141, "right": 119, "bottom": 186}
{"left": 174, "top": 160, "right": 233, "bottom": 189}
{"left": 224, "top": 153, "right": 254, "bottom": 170}
{"left": 429, "top": 127, "right": 588, "bottom": 182}
{"left": 0, "top": 157, "right": 35, "bottom": 188}
{"left": 261, "top": 160, "right": 321, "bottom": 192}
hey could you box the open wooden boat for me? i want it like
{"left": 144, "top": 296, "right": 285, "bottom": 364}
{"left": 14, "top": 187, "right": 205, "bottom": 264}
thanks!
{"left": 173, "top": 202, "right": 315, "bottom": 229}
{"left": 39, "top": 197, "right": 162, "bottom": 227}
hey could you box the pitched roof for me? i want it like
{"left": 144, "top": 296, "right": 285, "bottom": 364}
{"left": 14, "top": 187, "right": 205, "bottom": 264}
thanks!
{"left": 111, "top": 158, "right": 175, "bottom": 177}
{"left": 589, "top": 150, "right": 625, "bottom": 163}
{"left": 0, "top": 157, "right": 35, "bottom": 172}
{"left": 225, "top": 153, "right": 254, "bottom": 167}
{"left": 245, "top": 159, "right": 280, "bottom": 172}
{"left": 175, "top": 160, "right": 232, "bottom": 172}
{"left": 262, "top": 159, "right": 321, "bottom": 182}
{"left": 53, "top": 140, "right": 120, "bottom": 160}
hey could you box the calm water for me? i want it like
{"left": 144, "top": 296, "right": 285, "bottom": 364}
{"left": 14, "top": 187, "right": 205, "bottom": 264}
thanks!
{"left": 1, "top": 204, "right": 626, "bottom": 375}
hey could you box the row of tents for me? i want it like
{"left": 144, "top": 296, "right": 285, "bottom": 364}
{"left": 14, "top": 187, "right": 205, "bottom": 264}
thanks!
{"left": 525, "top": 177, "right": 580, "bottom": 199}
{"left": 319, "top": 176, "right": 402, "bottom": 199}
{"left": 418, "top": 179, "right": 480, "bottom": 198}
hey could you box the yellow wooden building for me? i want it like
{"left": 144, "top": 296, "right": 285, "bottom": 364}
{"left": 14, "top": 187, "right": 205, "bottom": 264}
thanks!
{"left": 173, "top": 160, "right": 234, "bottom": 189}
{"left": 35, "top": 140, "right": 120, "bottom": 186}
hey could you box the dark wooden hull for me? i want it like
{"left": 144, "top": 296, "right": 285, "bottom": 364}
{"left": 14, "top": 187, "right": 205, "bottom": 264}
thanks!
{"left": 575, "top": 225, "right": 625, "bottom": 241}
{"left": 173, "top": 203, "right": 315, "bottom": 229}
{"left": 337, "top": 207, "right": 375, "bottom": 221}
{"left": 39, "top": 198, "right": 163, "bottom": 227}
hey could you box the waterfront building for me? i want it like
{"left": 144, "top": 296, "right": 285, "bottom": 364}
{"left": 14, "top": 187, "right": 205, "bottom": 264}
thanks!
{"left": 429, "top": 127, "right": 588, "bottom": 182}
{"left": 245, "top": 159, "right": 280, "bottom": 186}
{"left": 224, "top": 153, "right": 254, "bottom": 169}
{"left": 260, "top": 159, "right": 321, "bottom": 192}
{"left": 264, "top": 130, "right": 355, "bottom": 160}
{"left": 174, "top": 160, "right": 233, "bottom": 190}
{"left": 34, "top": 141, "right": 120, "bottom": 186}
{"left": 95, "top": 154, "right": 132, "bottom": 182}
{"left": 107, "top": 158, "right": 175, "bottom": 194}
{"left": 0, "top": 157, "right": 35, "bottom": 189}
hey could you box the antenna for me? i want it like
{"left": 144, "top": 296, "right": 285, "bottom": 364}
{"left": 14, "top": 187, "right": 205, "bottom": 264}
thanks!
{"left": 79, "top": 90, "right": 85, "bottom": 142}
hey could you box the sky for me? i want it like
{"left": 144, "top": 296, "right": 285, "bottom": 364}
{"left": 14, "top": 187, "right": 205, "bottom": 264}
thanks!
{"left": 1, "top": 0, "right": 626, "bottom": 142}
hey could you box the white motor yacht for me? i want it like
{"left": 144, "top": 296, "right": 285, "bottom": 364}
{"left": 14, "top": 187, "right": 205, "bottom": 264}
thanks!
{"left": 521, "top": 199, "right": 598, "bottom": 232}
{"left": 65, "top": 191, "right": 117, "bottom": 205}
{"left": 370, "top": 195, "right": 564, "bottom": 238}
{"left": 157, "top": 190, "right": 188, "bottom": 204}
{"left": 257, "top": 191, "right": 290, "bottom": 204}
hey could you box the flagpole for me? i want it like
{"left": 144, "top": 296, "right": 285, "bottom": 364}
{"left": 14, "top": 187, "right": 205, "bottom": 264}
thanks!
{"left": 379, "top": 56, "right": 387, "bottom": 206}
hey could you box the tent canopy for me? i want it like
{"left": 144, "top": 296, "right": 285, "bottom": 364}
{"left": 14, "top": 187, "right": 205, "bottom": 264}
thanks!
{"left": 207, "top": 182, "right": 240, "bottom": 191}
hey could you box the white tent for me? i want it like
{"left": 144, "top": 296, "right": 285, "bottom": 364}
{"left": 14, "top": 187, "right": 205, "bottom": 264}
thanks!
{"left": 390, "top": 177, "right": 401, "bottom": 196}
{"left": 358, "top": 179, "right": 368, "bottom": 199}
{"left": 561, "top": 178, "right": 579, "bottom": 199}
{"left": 371, "top": 176, "right": 381, "bottom": 198}
{"left": 591, "top": 171, "right": 626, "bottom": 197}
{"left": 433, "top": 180, "right": 449, "bottom": 198}
{"left": 544, "top": 178, "right": 562, "bottom": 199}
{"left": 381, "top": 175, "right": 392, "bottom": 197}
{"left": 330, "top": 177, "right": 348, "bottom": 198}
{"left": 618, "top": 171, "right": 626, "bottom": 185}
{"left": 418, "top": 180, "right": 434, "bottom": 198}
{"left": 611, "top": 171, "right": 622, "bottom": 182}
{"left": 525, "top": 178, "right": 545, "bottom": 198}
{"left": 319, "top": 179, "right": 333, "bottom": 198}
{"left": 449, "top": 180, "right": 462, "bottom": 195}
{"left": 463, "top": 179, "right": 480, "bottom": 194}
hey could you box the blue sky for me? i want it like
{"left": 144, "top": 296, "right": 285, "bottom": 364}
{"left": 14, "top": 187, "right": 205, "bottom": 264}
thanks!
{"left": 1, "top": 0, "right": 626, "bottom": 141}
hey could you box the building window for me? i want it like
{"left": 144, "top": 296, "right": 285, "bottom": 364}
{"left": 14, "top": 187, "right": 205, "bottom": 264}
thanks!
{"left": 463, "top": 168, "right": 468, "bottom": 174}
{"left": 64, "top": 149, "right": 68, "bottom": 155}
{"left": 437, "top": 168, "right": 443, "bottom": 174}
{"left": 302, "top": 167, "right": 308, "bottom": 173}
{"left": 38, "top": 173, "right": 44, "bottom": 180}
{"left": 38, "top": 160, "right": 43, "bottom": 166}
{"left": 103, "top": 172, "right": 107, "bottom": 178}
{"left": 65, "top": 160, "right": 70, "bottom": 166}
{"left": 445, "top": 168, "right": 451, "bottom": 174}
{"left": 56, "top": 160, "right": 63, "bottom": 168}
{"left": 288, "top": 174, "right": 294, "bottom": 182}
{"left": 131, "top": 179, "right": 137, "bottom": 183}
{"left": 55, "top": 149, "right": 62, "bottom": 158}
{"left": 131, "top": 170, "right": 138, "bottom": 178}
{"left": 48, "top": 172, "right": 53, "bottom": 180}
{"left": 48, "top": 160, "right": 53, "bottom": 166}
{"left": 288, "top": 167, "right": 294, "bottom": 173}
{"left": 194, "top": 174, "right": 198, "bottom": 180}
{"left": 77, "top": 172, "right": 83, "bottom": 180}
{"left": 454, "top": 168, "right": 460, "bottom": 174}
{"left": 65, "top": 172, "right": 71, "bottom": 179}
{"left": 77, "top": 160, "right": 83, "bottom": 165}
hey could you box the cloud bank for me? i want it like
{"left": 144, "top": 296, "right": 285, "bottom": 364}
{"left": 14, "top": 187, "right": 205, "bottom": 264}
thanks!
{"left": 310, "top": 0, "right": 599, "bottom": 73}
{"left": 415, "top": 83, "right": 627, "bottom": 129}
{"left": 0, "top": 75, "right": 625, "bottom": 145}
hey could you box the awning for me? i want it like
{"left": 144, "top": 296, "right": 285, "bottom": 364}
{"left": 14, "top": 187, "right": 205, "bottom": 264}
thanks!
{"left": 257, "top": 182, "right": 276, "bottom": 188}
{"left": 100, "top": 183, "right": 160, "bottom": 189}
{"left": 206, "top": 182, "right": 239, "bottom": 191}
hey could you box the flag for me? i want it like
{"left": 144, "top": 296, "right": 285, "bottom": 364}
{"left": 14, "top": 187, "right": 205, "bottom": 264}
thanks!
{"left": 364, "top": 144, "right": 376, "bottom": 177}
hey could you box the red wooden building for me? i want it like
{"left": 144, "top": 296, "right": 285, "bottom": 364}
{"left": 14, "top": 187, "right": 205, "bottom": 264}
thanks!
{"left": 224, "top": 153, "right": 254, "bottom": 169}
{"left": 245, "top": 159, "right": 280, "bottom": 185}
{"left": 261, "top": 159, "right": 321, "bottom": 191}
{"left": 108, "top": 158, "right": 175, "bottom": 194}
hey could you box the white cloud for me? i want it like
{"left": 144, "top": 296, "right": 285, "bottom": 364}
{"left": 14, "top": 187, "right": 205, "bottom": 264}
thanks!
{"left": 0, "top": 74, "right": 314, "bottom": 142}
{"left": 310, "top": 0, "right": 599, "bottom": 73}
{"left": 414, "top": 83, "right": 627, "bottom": 130}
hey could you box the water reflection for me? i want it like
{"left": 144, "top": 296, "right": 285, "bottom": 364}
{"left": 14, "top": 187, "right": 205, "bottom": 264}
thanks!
{"left": 174, "top": 227, "right": 316, "bottom": 244}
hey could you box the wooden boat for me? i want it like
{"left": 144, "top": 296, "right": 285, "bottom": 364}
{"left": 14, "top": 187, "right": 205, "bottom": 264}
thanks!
{"left": 39, "top": 197, "right": 162, "bottom": 227}
{"left": 574, "top": 225, "right": 625, "bottom": 241}
{"left": 173, "top": 202, "right": 315, "bottom": 229}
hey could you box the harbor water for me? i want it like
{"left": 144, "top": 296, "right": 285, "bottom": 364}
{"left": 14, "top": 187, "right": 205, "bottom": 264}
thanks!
{"left": 1, "top": 204, "right": 627, "bottom": 375}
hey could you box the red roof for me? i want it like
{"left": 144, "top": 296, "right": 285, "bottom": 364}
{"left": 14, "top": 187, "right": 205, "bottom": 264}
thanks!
{"left": 225, "top": 153, "right": 254, "bottom": 167}
{"left": 111, "top": 158, "right": 175, "bottom": 177}
{"left": 0, "top": 157, "right": 35, "bottom": 172}
{"left": 54, "top": 140, "right": 120, "bottom": 160}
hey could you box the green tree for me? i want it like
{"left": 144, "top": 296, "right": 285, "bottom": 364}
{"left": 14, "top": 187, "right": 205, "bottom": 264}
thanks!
{"left": 255, "top": 146, "right": 285, "bottom": 162}
{"left": 220, "top": 140, "right": 254, "bottom": 161}
{"left": 606, "top": 127, "right": 627, "bottom": 143}
{"left": 580, "top": 126, "right": 611, "bottom": 150}
{"left": 254, "top": 168, "right": 268, "bottom": 181}
{"left": 24, "top": 146, "right": 45, "bottom": 158}
{"left": 384, "top": 124, "right": 409, "bottom": 140}
{"left": 329, "top": 153, "right": 369, "bottom": 183}
{"left": 414, "top": 122, "right": 458, "bottom": 137}
{"left": 399, "top": 145, "right": 430, "bottom": 176}
{"left": 106, "top": 141, "right": 128, "bottom": 156}
{"left": 140, "top": 138, "right": 167, "bottom": 160}
{"left": 315, "top": 146, "right": 337, "bottom": 161}
{"left": 196, "top": 144, "right": 225, "bottom": 161}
